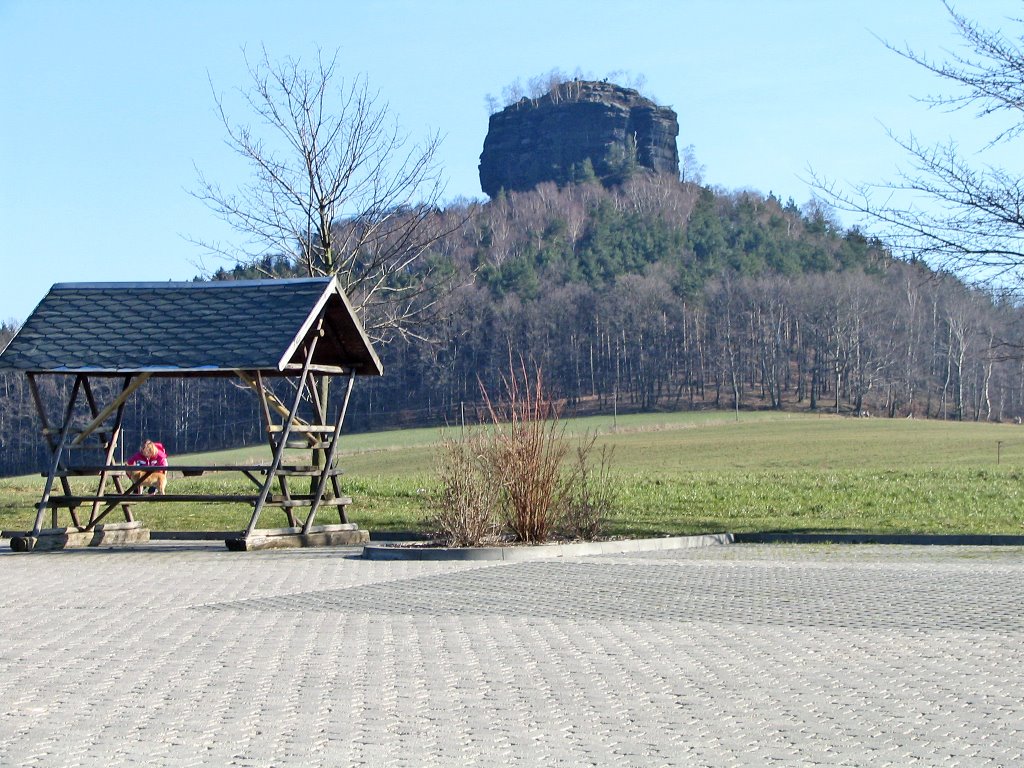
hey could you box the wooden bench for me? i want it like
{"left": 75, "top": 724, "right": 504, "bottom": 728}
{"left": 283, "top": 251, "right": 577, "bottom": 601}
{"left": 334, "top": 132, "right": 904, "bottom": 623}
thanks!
{"left": 37, "top": 462, "right": 353, "bottom": 534}
{"left": 50, "top": 464, "right": 345, "bottom": 478}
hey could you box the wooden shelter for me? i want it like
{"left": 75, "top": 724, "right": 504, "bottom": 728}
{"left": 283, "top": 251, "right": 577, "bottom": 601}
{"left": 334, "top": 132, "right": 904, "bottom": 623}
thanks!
{"left": 0, "top": 277, "right": 382, "bottom": 552}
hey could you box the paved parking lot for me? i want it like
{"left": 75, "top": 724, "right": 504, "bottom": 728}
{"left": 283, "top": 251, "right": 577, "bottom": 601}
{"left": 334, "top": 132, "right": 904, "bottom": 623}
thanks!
{"left": 0, "top": 542, "right": 1022, "bottom": 766}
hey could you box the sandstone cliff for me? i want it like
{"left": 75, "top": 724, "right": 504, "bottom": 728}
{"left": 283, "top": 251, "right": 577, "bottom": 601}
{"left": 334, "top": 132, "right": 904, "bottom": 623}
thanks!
{"left": 478, "top": 80, "right": 679, "bottom": 198}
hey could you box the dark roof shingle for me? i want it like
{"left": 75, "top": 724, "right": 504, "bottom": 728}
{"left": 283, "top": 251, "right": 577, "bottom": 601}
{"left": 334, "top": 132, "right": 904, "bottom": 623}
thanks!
{"left": 0, "top": 278, "right": 382, "bottom": 376}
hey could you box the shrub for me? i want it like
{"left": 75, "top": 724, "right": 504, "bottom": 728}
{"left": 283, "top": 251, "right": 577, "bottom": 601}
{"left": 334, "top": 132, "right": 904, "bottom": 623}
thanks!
{"left": 431, "top": 429, "right": 501, "bottom": 547}
{"left": 432, "top": 360, "right": 618, "bottom": 546}
{"left": 561, "top": 436, "right": 615, "bottom": 540}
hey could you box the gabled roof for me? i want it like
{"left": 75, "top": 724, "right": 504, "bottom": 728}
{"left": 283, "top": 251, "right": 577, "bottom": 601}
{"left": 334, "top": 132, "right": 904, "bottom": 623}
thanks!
{"left": 0, "top": 277, "right": 383, "bottom": 376}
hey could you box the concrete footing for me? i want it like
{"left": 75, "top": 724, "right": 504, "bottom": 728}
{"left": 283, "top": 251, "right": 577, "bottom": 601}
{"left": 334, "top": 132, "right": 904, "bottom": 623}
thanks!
{"left": 9, "top": 521, "right": 150, "bottom": 552}
{"left": 225, "top": 523, "right": 369, "bottom": 551}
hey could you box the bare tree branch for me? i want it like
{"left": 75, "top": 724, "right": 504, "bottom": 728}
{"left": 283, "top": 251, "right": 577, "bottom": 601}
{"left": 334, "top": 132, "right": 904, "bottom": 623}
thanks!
{"left": 884, "top": 1, "right": 1024, "bottom": 144}
{"left": 814, "top": 3, "right": 1024, "bottom": 287}
{"left": 191, "top": 46, "right": 461, "bottom": 343}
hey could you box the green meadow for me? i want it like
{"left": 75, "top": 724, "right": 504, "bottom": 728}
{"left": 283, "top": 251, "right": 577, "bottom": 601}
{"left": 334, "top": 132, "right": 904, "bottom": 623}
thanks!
{"left": 2, "top": 411, "right": 1023, "bottom": 536}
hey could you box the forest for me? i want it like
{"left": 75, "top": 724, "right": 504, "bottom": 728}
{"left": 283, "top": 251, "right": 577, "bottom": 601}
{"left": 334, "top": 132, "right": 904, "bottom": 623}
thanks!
{"left": 2, "top": 172, "right": 1023, "bottom": 476}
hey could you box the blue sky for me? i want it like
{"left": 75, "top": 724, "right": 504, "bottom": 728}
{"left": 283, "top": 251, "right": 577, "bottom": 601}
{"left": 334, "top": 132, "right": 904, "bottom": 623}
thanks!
{"left": 1, "top": 0, "right": 1020, "bottom": 324}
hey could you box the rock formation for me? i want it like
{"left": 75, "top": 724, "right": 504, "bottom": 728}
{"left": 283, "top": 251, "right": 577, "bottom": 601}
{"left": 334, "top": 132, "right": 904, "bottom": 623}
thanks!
{"left": 478, "top": 80, "right": 679, "bottom": 198}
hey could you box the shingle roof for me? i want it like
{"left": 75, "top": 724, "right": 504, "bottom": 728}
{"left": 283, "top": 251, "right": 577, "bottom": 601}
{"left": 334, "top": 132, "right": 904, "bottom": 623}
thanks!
{"left": 0, "top": 278, "right": 383, "bottom": 376}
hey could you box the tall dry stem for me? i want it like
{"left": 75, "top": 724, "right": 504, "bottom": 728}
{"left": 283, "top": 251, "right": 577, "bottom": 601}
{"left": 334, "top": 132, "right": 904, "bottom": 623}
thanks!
{"left": 481, "top": 363, "right": 568, "bottom": 543}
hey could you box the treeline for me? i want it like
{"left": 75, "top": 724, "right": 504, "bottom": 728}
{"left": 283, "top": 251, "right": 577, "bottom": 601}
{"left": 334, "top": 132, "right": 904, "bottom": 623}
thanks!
{"left": 2, "top": 174, "right": 1023, "bottom": 476}
{"left": 382, "top": 263, "right": 1022, "bottom": 423}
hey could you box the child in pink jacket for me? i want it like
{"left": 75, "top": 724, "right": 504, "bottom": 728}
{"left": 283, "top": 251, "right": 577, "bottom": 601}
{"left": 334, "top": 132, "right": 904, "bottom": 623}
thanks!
{"left": 127, "top": 439, "right": 168, "bottom": 494}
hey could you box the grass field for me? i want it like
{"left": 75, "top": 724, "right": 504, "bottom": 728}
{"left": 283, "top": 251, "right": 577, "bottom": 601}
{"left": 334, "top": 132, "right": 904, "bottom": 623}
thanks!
{"left": 2, "top": 411, "right": 1023, "bottom": 536}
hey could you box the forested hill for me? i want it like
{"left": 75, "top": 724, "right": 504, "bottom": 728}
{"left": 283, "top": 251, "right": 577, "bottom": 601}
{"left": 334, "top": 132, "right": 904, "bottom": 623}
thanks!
{"left": 221, "top": 175, "right": 886, "bottom": 292}
{"left": 217, "top": 174, "right": 1014, "bottom": 427}
{"left": 0, "top": 174, "right": 1020, "bottom": 476}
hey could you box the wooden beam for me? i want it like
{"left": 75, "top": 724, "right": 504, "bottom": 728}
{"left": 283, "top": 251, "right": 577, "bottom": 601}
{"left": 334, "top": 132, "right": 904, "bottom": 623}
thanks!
{"left": 49, "top": 464, "right": 342, "bottom": 476}
{"left": 235, "top": 369, "right": 317, "bottom": 447}
{"left": 250, "top": 370, "right": 274, "bottom": 437}
{"left": 235, "top": 370, "right": 302, "bottom": 424}
{"left": 71, "top": 373, "right": 151, "bottom": 446}
{"left": 48, "top": 494, "right": 261, "bottom": 504}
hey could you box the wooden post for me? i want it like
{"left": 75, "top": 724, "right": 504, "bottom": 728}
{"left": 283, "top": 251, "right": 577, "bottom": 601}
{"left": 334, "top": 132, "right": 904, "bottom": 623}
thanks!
{"left": 613, "top": 386, "right": 618, "bottom": 430}
{"left": 31, "top": 375, "right": 84, "bottom": 536}
{"left": 309, "top": 373, "right": 326, "bottom": 497}
{"left": 244, "top": 333, "right": 320, "bottom": 538}
{"left": 83, "top": 375, "right": 136, "bottom": 526}
{"left": 303, "top": 371, "right": 354, "bottom": 533}
{"left": 28, "top": 373, "right": 77, "bottom": 519}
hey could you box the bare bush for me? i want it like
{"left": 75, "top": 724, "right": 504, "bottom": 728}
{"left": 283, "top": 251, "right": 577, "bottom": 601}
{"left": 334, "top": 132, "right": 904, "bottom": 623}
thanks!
{"left": 432, "top": 360, "right": 618, "bottom": 547}
{"left": 432, "top": 429, "right": 501, "bottom": 547}
{"left": 561, "top": 436, "right": 616, "bottom": 540}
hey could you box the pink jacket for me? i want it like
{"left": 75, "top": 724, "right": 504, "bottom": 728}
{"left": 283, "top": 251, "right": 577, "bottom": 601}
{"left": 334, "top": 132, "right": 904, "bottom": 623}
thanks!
{"left": 128, "top": 441, "right": 168, "bottom": 467}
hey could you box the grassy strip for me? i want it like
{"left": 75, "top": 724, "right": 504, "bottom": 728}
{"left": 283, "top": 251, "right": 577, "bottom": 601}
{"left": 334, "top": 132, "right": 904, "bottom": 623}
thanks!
{"left": 2, "top": 412, "right": 1023, "bottom": 536}
{"left": 606, "top": 468, "right": 1024, "bottom": 536}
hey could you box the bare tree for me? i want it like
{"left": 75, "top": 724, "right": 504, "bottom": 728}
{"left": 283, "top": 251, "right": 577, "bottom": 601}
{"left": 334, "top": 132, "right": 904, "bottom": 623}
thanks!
{"left": 193, "top": 46, "right": 452, "bottom": 343}
{"left": 813, "top": 2, "right": 1024, "bottom": 285}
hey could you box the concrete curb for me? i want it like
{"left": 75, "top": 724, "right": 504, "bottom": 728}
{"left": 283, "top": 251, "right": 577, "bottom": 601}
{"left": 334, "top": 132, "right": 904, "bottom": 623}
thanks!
{"left": 734, "top": 532, "right": 1024, "bottom": 546}
{"left": 9, "top": 531, "right": 1023, "bottom": 554}
{"left": 360, "top": 532, "right": 734, "bottom": 561}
